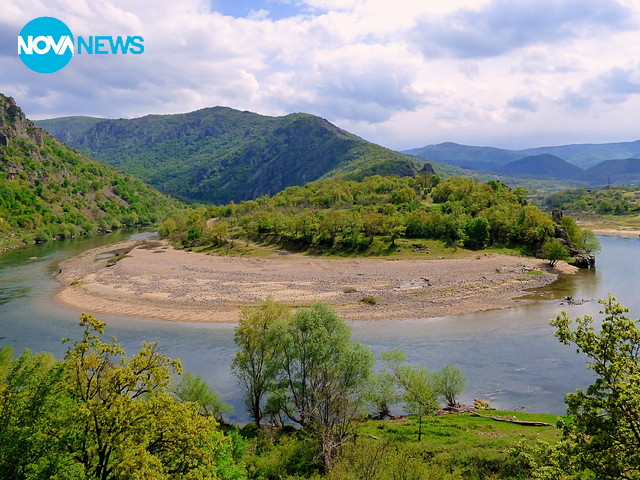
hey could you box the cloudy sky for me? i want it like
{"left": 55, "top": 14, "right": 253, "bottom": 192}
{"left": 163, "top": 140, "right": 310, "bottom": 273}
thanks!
{"left": 2, "top": 0, "right": 640, "bottom": 150}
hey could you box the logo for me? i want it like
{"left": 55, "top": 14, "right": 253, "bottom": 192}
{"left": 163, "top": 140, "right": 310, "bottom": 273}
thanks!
{"left": 18, "top": 16, "right": 144, "bottom": 74}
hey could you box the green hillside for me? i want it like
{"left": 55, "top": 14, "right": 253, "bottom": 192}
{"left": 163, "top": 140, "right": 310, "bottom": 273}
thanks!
{"left": 0, "top": 94, "right": 179, "bottom": 250}
{"left": 500, "top": 154, "right": 584, "bottom": 179}
{"left": 38, "top": 108, "right": 421, "bottom": 204}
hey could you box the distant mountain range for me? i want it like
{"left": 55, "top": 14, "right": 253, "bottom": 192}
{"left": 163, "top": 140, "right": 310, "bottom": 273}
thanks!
{"left": 38, "top": 109, "right": 442, "bottom": 204}
{"left": 402, "top": 142, "right": 640, "bottom": 185}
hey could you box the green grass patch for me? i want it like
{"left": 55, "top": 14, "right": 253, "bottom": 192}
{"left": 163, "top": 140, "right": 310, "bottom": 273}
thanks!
{"left": 525, "top": 269, "right": 544, "bottom": 275}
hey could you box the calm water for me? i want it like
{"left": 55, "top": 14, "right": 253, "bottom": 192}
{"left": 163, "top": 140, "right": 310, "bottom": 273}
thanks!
{"left": 0, "top": 233, "right": 638, "bottom": 421}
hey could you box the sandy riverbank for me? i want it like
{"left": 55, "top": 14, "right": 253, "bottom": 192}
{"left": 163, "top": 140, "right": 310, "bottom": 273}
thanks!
{"left": 55, "top": 240, "right": 577, "bottom": 323}
{"left": 590, "top": 228, "right": 640, "bottom": 237}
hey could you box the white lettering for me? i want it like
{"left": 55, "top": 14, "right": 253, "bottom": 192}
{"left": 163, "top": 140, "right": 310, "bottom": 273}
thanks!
{"left": 17, "top": 35, "right": 74, "bottom": 55}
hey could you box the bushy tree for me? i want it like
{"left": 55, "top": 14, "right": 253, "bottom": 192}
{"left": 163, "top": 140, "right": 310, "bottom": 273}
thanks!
{"left": 543, "top": 240, "right": 570, "bottom": 267}
{"left": 433, "top": 364, "right": 466, "bottom": 408}
{"left": 465, "top": 217, "right": 490, "bottom": 250}
{"left": 0, "top": 315, "right": 242, "bottom": 480}
{"left": 232, "top": 298, "right": 290, "bottom": 427}
{"left": 546, "top": 296, "right": 640, "bottom": 480}
{"left": 273, "top": 303, "right": 374, "bottom": 464}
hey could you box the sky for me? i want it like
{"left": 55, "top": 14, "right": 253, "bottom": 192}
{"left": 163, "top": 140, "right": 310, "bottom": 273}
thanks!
{"left": 2, "top": 0, "right": 640, "bottom": 151}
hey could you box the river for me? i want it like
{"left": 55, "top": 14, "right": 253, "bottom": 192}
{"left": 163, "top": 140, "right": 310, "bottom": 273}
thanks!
{"left": 0, "top": 232, "right": 637, "bottom": 422}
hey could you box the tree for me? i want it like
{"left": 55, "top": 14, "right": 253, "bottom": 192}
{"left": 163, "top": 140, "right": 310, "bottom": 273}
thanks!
{"left": 0, "top": 348, "right": 68, "bottom": 479}
{"left": 0, "top": 315, "right": 242, "bottom": 480}
{"left": 382, "top": 350, "right": 438, "bottom": 441}
{"left": 274, "top": 303, "right": 374, "bottom": 464}
{"left": 433, "top": 364, "right": 466, "bottom": 407}
{"left": 232, "top": 298, "right": 289, "bottom": 427}
{"left": 60, "top": 314, "right": 232, "bottom": 479}
{"left": 465, "top": 217, "right": 490, "bottom": 250}
{"left": 548, "top": 296, "right": 640, "bottom": 479}
{"left": 543, "top": 239, "right": 570, "bottom": 267}
{"left": 175, "top": 371, "right": 232, "bottom": 422}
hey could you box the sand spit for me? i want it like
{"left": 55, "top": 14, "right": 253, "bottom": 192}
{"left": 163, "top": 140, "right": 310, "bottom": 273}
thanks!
{"left": 55, "top": 240, "right": 577, "bottom": 323}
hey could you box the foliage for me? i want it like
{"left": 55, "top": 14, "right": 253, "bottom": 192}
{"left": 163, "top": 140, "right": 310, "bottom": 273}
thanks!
{"left": 545, "top": 296, "right": 640, "bottom": 480}
{"left": 273, "top": 303, "right": 375, "bottom": 465}
{"left": 543, "top": 240, "right": 570, "bottom": 267}
{"left": 433, "top": 364, "right": 466, "bottom": 407}
{"left": 546, "top": 185, "right": 640, "bottom": 216}
{"left": 38, "top": 107, "right": 419, "bottom": 204}
{"left": 175, "top": 371, "right": 233, "bottom": 422}
{"left": 0, "top": 314, "right": 243, "bottom": 480}
{"left": 0, "top": 94, "right": 179, "bottom": 250}
{"left": 232, "top": 298, "right": 290, "bottom": 427}
{"left": 232, "top": 300, "right": 375, "bottom": 468}
{"left": 162, "top": 174, "right": 589, "bottom": 258}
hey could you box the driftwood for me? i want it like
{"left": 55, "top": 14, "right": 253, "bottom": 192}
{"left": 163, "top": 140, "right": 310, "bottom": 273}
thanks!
{"left": 471, "top": 412, "right": 554, "bottom": 427}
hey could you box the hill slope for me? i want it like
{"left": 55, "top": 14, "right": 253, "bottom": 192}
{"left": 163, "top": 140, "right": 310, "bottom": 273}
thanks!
{"left": 500, "top": 154, "right": 584, "bottom": 179}
{"left": 580, "top": 158, "right": 640, "bottom": 185}
{"left": 38, "top": 108, "right": 419, "bottom": 204}
{"left": 0, "top": 94, "right": 177, "bottom": 249}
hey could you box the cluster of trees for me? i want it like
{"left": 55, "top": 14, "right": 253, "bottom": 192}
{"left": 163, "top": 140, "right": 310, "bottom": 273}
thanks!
{"left": 0, "top": 314, "right": 244, "bottom": 480}
{"left": 546, "top": 185, "right": 640, "bottom": 215}
{"left": 161, "top": 174, "right": 592, "bottom": 256}
{"left": 232, "top": 299, "right": 466, "bottom": 467}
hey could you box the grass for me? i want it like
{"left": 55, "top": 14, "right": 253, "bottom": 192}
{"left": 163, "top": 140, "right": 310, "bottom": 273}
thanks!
{"left": 356, "top": 410, "right": 565, "bottom": 478}
{"left": 524, "top": 269, "right": 544, "bottom": 275}
{"left": 359, "top": 296, "right": 380, "bottom": 305}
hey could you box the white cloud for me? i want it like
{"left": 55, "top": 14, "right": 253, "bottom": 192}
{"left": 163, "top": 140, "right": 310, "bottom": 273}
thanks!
{"left": 1, "top": 0, "right": 640, "bottom": 151}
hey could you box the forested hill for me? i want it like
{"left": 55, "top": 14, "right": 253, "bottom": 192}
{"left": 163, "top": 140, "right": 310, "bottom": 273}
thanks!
{"left": 0, "top": 94, "right": 179, "bottom": 250}
{"left": 38, "top": 108, "right": 422, "bottom": 204}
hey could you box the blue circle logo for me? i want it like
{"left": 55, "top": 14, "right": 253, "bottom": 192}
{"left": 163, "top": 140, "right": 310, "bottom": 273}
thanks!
{"left": 18, "top": 17, "right": 74, "bottom": 74}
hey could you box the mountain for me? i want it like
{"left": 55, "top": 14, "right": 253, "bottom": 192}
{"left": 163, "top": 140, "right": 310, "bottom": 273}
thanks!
{"left": 500, "top": 154, "right": 584, "bottom": 179}
{"left": 520, "top": 141, "right": 640, "bottom": 169}
{"left": 403, "top": 140, "right": 640, "bottom": 172}
{"left": 579, "top": 158, "right": 640, "bottom": 185}
{"left": 402, "top": 142, "right": 522, "bottom": 170}
{"left": 37, "top": 108, "right": 421, "bottom": 204}
{"left": 36, "top": 116, "right": 105, "bottom": 144}
{"left": 0, "top": 94, "right": 177, "bottom": 249}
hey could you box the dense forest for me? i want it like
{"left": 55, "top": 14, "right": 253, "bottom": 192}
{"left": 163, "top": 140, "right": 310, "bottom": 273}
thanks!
{"left": 160, "top": 174, "right": 599, "bottom": 260}
{"left": 1, "top": 295, "right": 638, "bottom": 479}
{"left": 0, "top": 94, "right": 180, "bottom": 250}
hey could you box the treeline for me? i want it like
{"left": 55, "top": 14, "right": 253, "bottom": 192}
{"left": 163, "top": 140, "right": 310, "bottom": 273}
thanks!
{"left": 546, "top": 185, "right": 640, "bottom": 215}
{"left": 161, "top": 174, "right": 596, "bottom": 255}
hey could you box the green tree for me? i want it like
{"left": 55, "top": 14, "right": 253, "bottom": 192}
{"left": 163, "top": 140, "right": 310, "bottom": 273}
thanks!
{"left": 232, "top": 298, "right": 290, "bottom": 427}
{"left": 464, "top": 217, "right": 490, "bottom": 250}
{"left": 433, "top": 364, "right": 466, "bottom": 407}
{"left": 383, "top": 350, "right": 438, "bottom": 441}
{"left": 547, "top": 296, "right": 640, "bottom": 480}
{"left": 274, "top": 303, "right": 374, "bottom": 464}
{"left": 60, "top": 314, "right": 233, "bottom": 479}
{"left": 543, "top": 240, "right": 570, "bottom": 267}
{"left": 175, "top": 371, "right": 232, "bottom": 422}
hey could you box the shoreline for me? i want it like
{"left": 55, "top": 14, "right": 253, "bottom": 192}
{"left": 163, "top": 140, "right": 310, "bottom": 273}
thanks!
{"left": 55, "top": 240, "right": 578, "bottom": 323}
